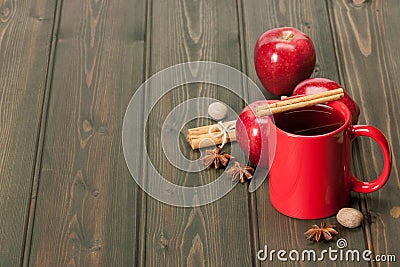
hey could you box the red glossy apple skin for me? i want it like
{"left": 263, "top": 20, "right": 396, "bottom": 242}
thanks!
{"left": 292, "top": 78, "right": 360, "bottom": 124}
{"left": 236, "top": 100, "right": 275, "bottom": 168}
{"left": 254, "top": 27, "right": 316, "bottom": 96}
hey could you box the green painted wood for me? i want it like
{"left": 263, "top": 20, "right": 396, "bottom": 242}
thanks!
{"left": 241, "top": 0, "right": 367, "bottom": 266}
{"left": 143, "top": 0, "right": 254, "bottom": 266}
{"left": 27, "top": 0, "right": 146, "bottom": 266}
{"left": 0, "top": 0, "right": 57, "bottom": 265}
{"left": 329, "top": 0, "right": 400, "bottom": 265}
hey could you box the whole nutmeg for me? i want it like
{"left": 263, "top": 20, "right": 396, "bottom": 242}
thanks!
{"left": 208, "top": 102, "right": 228, "bottom": 121}
{"left": 336, "top": 208, "right": 364, "bottom": 228}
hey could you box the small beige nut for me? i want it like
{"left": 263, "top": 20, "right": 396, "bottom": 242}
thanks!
{"left": 208, "top": 102, "right": 228, "bottom": 120}
{"left": 336, "top": 208, "right": 364, "bottom": 228}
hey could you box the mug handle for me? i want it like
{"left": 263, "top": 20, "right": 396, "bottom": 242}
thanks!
{"left": 350, "top": 125, "right": 391, "bottom": 193}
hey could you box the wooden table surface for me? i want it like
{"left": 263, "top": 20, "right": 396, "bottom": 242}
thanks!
{"left": 1, "top": 0, "right": 399, "bottom": 266}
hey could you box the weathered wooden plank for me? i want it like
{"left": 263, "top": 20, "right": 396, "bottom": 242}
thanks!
{"left": 329, "top": 0, "right": 400, "bottom": 265}
{"left": 143, "top": 0, "right": 254, "bottom": 266}
{"left": 28, "top": 0, "right": 146, "bottom": 266}
{"left": 0, "top": 0, "right": 57, "bottom": 265}
{"left": 242, "top": 0, "right": 367, "bottom": 266}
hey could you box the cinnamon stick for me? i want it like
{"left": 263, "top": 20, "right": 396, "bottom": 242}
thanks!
{"left": 187, "top": 131, "right": 236, "bottom": 150}
{"left": 256, "top": 88, "right": 344, "bottom": 116}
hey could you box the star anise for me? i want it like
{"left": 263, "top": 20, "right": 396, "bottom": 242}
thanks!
{"left": 201, "top": 146, "right": 233, "bottom": 169}
{"left": 304, "top": 222, "right": 338, "bottom": 242}
{"left": 227, "top": 161, "right": 254, "bottom": 183}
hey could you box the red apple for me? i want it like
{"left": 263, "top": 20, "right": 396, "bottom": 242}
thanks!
{"left": 292, "top": 78, "right": 360, "bottom": 124}
{"left": 254, "top": 27, "right": 316, "bottom": 96}
{"left": 236, "top": 100, "right": 276, "bottom": 168}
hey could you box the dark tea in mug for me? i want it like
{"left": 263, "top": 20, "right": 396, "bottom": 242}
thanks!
{"left": 273, "top": 104, "right": 345, "bottom": 136}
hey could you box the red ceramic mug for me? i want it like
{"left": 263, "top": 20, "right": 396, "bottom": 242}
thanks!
{"left": 268, "top": 101, "right": 391, "bottom": 219}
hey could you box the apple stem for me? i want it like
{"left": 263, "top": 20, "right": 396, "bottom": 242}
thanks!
{"left": 284, "top": 33, "right": 294, "bottom": 40}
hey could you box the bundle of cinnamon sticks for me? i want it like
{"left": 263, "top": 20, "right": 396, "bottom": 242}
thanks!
{"left": 186, "top": 121, "right": 236, "bottom": 150}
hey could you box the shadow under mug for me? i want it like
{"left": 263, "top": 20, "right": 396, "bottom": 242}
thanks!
{"left": 268, "top": 101, "right": 391, "bottom": 219}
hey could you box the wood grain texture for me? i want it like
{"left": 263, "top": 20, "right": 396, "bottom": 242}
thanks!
{"left": 0, "top": 0, "right": 56, "bottom": 265}
{"left": 242, "top": 1, "right": 366, "bottom": 266}
{"left": 27, "top": 0, "right": 146, "bottom": 266}
{"left": 329, "top": 0, "right": 400, "bottom": 264}
{"left": 143, "top": 0, "right": 253, "bottom": 266}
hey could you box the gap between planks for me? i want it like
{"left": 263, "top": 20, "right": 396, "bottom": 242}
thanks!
{"left": 135, "top": 0, "right": 153, "bottom": 266}
{"left": 235, "top": 0, "right": 260, "bottom": 266}
{"left": 325, "top": 0, "right": 375, "bottom": 260}
{"left": 22, "top": 0, "right": 64, "bottom": 266}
